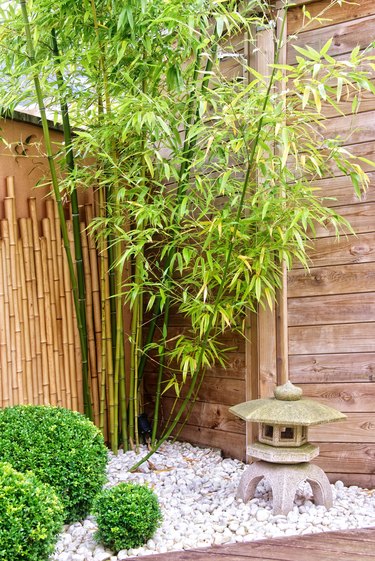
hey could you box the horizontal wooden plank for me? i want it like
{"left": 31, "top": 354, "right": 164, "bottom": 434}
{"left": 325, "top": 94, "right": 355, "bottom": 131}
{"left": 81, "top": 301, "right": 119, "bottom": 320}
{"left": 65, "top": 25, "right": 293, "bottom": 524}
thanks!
{"left": 165, "top": 327, "right": 245, "bottom": 353}
{"left": 311, "top": 173, "right": 375, "bottom": 208}
{"left": 144, "top": 374, "right": 246, "bottom": 406}
{"left": 289, "top": 352, "right": 375, "bottom": 383}
{"left": 288, "top": 141, "right": 375, "bottom": 182}
{"left": 294, "top": 232, "right": 375, "bottom": 269}
{"left": 313, "top": 443, "right": 375, "bottom": 474}
{"left": 144, "top": 352, "right": 246, "bottom": 380}
{"left": 321, "top": 89, "right": 375, "bottom": 119}
{"left": 287, "top": 15, "right": 375, "bottom": 64}
{"left": 176, "top": 424, "right": 246, "bottom": 461}
{"left": 299, "top": 382, "right": 375, "bottom": 412}
{"left": 288, "top": 262, "right": 375, "bottom": 297}
{"left": 288, "top": 0, "right": 375, "bottom": 36}
{"left": 313, "top": 202, "right": 375, "bottom": 238}
{"left": 155, "top": 396, "right": 245, "bottom": 434}
{"left": 321, "top": 111, "right": 375, "bottom": 147}
{"left": 326, "top": 472, "right": 375, "bottom": 487}
{"left": 310, "top": 413, "right": 375, "bottom": 443}
{"left": 288, "top": 292, "right": 375, "bottom": 326}
{"left": 204, "top": 533, "right": 375, "bottom": 560}
{"left": 289, "top": 322, "right": 375, "bottom": 354}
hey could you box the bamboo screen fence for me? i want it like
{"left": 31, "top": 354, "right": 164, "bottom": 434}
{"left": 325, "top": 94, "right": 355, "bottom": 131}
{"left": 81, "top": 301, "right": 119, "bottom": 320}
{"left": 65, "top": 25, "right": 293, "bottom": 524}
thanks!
{"left": 0, "top": 176, "right": 102, "bottom": 425}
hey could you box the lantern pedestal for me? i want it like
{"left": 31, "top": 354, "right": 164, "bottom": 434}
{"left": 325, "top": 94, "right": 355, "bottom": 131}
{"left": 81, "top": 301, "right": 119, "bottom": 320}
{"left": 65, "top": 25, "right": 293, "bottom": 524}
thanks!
{"left": 237, "top": 460, "right": 333, "bottom": 516}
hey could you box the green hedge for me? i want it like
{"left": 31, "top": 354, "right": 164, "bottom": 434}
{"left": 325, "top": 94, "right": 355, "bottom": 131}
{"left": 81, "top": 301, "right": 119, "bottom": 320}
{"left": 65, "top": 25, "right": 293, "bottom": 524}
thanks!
{"left": 93, "top": 483, "right": 162, "bottom": 552}
{"left": 0, "top": 405, "right": 108, "bottom": 522}
{"left": 0, "top": 462, "right": 64, "bottom": 560}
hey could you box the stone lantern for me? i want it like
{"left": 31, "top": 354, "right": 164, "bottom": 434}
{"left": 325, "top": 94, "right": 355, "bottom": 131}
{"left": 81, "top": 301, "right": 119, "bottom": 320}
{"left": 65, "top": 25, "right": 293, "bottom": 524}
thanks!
{"left": 229, "top": 381, "right": 346, "bottom": 515}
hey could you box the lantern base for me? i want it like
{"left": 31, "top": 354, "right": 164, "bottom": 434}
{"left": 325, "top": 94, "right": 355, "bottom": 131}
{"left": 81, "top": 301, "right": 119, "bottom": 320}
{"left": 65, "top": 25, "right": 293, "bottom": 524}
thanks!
{"left": 237, "top": 460, "right": 332, "bottom": 516}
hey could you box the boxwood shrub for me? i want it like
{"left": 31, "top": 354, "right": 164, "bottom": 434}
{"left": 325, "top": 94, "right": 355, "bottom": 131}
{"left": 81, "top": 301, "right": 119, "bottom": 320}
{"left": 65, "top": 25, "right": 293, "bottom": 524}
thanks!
{"left": 0, "top": 405, "right": 108, "bottom": 522}
{"left": 93, "top": 483, "right": 162, "bottom": 552}
{"left": 0, "top": 462, "right": 64, "bottom": 560}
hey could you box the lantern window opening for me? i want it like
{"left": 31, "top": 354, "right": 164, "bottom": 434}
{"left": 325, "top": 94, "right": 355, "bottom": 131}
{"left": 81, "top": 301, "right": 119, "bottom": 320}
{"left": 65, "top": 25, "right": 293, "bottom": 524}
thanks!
{"left": 280, "top": 426, "right": 295, "bottom": 440}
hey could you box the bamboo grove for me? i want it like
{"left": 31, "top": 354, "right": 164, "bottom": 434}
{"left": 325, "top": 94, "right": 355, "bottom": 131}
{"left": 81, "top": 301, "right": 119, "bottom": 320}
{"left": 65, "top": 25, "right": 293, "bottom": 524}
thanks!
{"left": 1, "top": 0, "right": 375, "bottom": 461}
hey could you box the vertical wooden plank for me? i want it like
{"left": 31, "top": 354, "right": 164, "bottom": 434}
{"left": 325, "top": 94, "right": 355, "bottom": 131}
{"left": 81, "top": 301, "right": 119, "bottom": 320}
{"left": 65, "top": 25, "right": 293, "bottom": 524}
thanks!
{"left": 255, "top": 27, "right": 278, "bottom": 400}
{"left": 244, "top": 28, "right": 259, "bottom": 459}
{"left": 275, "top": 7, "right": 289, "bottom": 387}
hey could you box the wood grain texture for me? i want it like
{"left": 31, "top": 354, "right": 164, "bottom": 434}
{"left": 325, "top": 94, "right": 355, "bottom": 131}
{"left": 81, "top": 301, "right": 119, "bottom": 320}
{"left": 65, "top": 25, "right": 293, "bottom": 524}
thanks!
{"left": 313, "top": 202, "right": 375, "bottom": 239}
{"left": 177, "top": 424, "right": 246, "bottom": 461}
{"left": 288, "top": 262, "right": 375, "bottom": 297}
{"left": 289, "top": 322, "right": 375, "bottom": 355}
{"left": 140, "top": 529, "right": 375, "bottom": 561}
{"left": 287, "top": 14, "right": 375, "bottom": 64}
{"left": 309, "top": 413, "right": 375, "bottom": 443}
{"left": 288, "top": 292, "right": 375, "bottom": 326}
{"left": 155, "top": 396, "right": 245, "bottom": 434}
{"left": 288, "top": 0, "right": 375, "bottom": 36}
{"left": 326, "top": 473, "right": 375, "bottom": 487}
{"left": 314, "top": 443, "right": 375, "bottom": 474}
{"left": 321, "top": 111, "right": 375, "bottom": 147}
{"left": 289, "top": 352, "right": 375, "bottom": 383}
{"left": 311, "top": 173, "right": 375, "bottom": 209}
{"left": 144, "top": 374, "right": 246, "bottom": 406}
{"left": 294, "top": 232, "right": 375, "bottom": 269}
{"left": 299, "top": 382, "right": 375, "bottom": 412}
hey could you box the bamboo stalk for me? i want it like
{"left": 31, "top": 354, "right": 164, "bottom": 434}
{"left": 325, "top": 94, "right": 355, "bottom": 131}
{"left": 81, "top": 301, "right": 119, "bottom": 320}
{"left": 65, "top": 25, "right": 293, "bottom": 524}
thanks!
{"left": 85, "top": 205, "right": 102, "bottom": 405}
{"left": 46, "top": 199, "right": 66, "bottom": 405}
{"left": 4, "top": 194, "right": 23, "bottom": 404}
{"left": 53, "top": 200, "right": 72, "bottom": 409}
{"left": 81, "top": 221, "right": 100, "bottom": 424}
{"left": 20, "top": 218, "right": 39, "bottom": 404}
{"left": 0, "top": 239, "right": 11, "bottom": 407}
{"left": 40, "top": 234, "right": 57, "bottom": 405}
{"left": 68, "top": 220, "right": 84, "bottom": 412}
{"left": 29, "top": 198, "right": 50, "bottom": 404}
{"left": 62, "top": 224, "right": 78, "bottom": 410}
{"left": 17, "top": 236, "right": 33, "bottom": 404}
{"left": 6, "top": 179, "right": 27, "bottom": 404}
{"left": 1, "top": 219, "right": 18, "bottom": 404}
{"left": 26, "top": 215, "right": 43, "bottom": 403}
{"left": 42, "top": 218, "right": 61, "bottom": 406}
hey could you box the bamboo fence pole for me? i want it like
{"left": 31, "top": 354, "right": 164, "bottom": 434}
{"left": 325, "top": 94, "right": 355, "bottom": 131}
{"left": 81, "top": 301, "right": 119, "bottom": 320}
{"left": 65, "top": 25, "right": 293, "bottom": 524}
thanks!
{"left": 42, "top": 218, "right": 61, "bottom": 406}
{"left": 68, "top": 220, "right": 84, "bottom": 413}
{"left": 53, "top": 200, "right": 72, "bottom": 409}
{"left": 6, "top": 179, "right": 26, "bottom": 404}
{"left": 85, "top": 205, "right": 102, "bottom": 400}
{"left": 4, "top": 193, "right": 23, "bottom": 404}
{"left": 46, "top": 199, "right": 66, "bottom": 406}
{"left": 20, "top": 218, "right": 39, "bottom": 403}
{"left": 26, "top": 215, "right": 43, "bottom": 403}
{"left": 29, "top": 198, "right": 50, "bottom": 404}
{"left": 0, "top": 239, "right": 10, "bottom": 407}
{"left": 62, "top": 227, "right": 78, "bottom": 411}
{"left": 17, "top": 234, "right": 33, "bottom": 403}
{"left": 1, "top": 219, "right": 18, "bottom": 404}
{"left": 40, "top": 234, "right": 57, "bottom": 405}
{"left": 81, "top": 221, "right": 99, "bottom": 423}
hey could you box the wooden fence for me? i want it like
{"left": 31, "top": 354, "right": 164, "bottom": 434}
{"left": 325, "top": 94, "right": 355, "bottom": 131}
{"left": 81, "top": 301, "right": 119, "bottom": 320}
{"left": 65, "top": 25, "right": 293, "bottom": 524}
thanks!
{"left": 1, "top": 0, "right": 375, "bottom": 486}
{"left": 144, "top": 0, "right": 375, "bottom": 487}
{"left": 0, "top": 176, "right": 102, "bottom": 425}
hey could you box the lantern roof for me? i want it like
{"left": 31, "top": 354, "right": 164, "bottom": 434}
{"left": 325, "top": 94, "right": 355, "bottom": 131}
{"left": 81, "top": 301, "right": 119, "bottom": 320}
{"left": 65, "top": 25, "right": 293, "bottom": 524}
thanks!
{"left": 229, "top": 381, "right": 346, "bottom": 426}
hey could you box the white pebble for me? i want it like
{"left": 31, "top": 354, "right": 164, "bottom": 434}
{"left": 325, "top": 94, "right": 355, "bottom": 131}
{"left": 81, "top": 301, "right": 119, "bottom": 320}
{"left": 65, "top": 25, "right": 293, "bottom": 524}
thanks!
{"left": 50, "top": 442, "right": 375, "bottom": 560}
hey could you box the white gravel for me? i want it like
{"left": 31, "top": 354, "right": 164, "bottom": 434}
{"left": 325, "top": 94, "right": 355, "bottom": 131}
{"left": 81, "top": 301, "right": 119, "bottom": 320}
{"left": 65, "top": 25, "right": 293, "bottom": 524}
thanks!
{"left": 51, "top": 441, "right": 375, "bottom": 561}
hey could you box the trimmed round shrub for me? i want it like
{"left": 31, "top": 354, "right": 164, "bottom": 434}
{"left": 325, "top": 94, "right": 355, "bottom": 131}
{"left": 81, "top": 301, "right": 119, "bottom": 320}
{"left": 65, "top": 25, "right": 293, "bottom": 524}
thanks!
{"left": 93, "top": 483, "right": 162, "bottom": 552}
{"left": 0, "top": 405, "right": 108, "bottom": 523}
{"left": 0, "top": 461, "right": 64, "bottom": 560}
